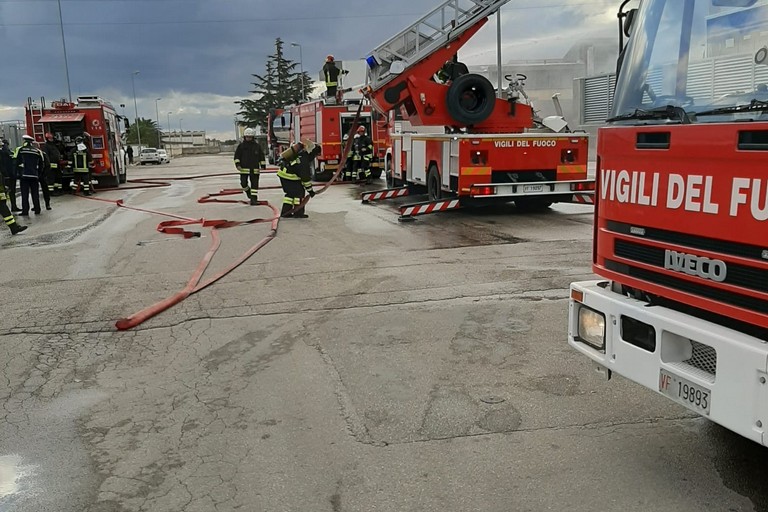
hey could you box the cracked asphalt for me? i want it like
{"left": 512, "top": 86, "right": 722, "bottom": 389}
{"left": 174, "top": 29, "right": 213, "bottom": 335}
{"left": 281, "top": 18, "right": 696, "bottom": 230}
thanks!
{"left": 1, "top": 154, "right": 767, "bottom": 512}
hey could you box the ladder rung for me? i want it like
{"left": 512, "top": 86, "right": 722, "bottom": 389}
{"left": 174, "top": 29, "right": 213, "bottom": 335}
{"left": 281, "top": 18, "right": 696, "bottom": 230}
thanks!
{"left": 367, "top": 0, "right": 510, "bottom": 90}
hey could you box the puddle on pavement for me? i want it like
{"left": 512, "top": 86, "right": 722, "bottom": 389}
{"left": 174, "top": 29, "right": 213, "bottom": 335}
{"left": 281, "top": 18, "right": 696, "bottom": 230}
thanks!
{"left": 0, "top": 455, "right": 33, "bottom": 503}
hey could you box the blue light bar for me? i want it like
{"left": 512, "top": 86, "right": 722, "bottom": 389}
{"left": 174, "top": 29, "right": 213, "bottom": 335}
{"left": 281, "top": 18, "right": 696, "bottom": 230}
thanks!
{"left": 366, "top": 55, "right": 379, "bottom": 69}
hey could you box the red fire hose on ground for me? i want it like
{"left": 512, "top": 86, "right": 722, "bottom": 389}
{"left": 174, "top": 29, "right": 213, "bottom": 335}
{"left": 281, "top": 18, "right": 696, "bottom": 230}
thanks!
{"left": 82, "top": 104, "right": 365, "bottom": 331}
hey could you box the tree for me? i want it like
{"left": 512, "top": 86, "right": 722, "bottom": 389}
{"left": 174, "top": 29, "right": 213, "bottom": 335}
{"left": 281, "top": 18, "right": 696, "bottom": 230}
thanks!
{"left": 127, "top": 118, "right": 161, "bottom": 148}
{"left": 236, "top": 38, "right": 313, "bottom": 131}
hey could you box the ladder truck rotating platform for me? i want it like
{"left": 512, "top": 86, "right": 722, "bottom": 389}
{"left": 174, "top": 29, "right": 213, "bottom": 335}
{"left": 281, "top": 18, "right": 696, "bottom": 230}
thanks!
{"left": 360, "top": 0, "right": 595, "bottom": 220}
{"left": 568, "top": 0, "right": 768, "bottom": 446}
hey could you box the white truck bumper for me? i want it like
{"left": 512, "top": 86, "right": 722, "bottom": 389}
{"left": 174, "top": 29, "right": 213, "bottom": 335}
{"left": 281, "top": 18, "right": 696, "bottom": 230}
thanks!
{"left": 568, "top": 280, "right": 768, "bottom": 445}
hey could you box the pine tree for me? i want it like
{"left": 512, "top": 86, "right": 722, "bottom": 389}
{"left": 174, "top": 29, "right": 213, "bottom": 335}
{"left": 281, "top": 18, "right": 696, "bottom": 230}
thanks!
{"left": 236, "top": 38, "right": 312, "bottom": 130}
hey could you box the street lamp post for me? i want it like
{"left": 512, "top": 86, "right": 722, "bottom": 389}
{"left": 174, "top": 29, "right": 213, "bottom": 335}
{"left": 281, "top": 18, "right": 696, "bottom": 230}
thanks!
{"left": 131, "top": 71, "right": 142, "bottom": 151}
{"left": 155, "top": 98, "right": 162, "bottom": 148}
{"left": 167, "top": 112, "right": 173, "bottom": 156}
{"left": 57, "top": 0, "right": 72, "bottom": 102}
{"left": 178, "top": 118, "right": 183, "bottom": 149}
{"left": 290, "top": 42, "right": 306, "bottom": 100}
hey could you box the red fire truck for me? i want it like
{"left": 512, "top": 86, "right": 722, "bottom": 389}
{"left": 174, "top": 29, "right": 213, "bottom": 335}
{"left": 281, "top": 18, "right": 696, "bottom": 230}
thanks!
{"left": 267, "top": 101, "right": 389, "bottom": 181}
{"left": 360, "top": 0, "right": 594, "bottom": 219}
{"left": 25, "top": 96, "right": 127, "bottom": 187}
{"left": 568, "top": 0, "right": 768, "bottom": 445}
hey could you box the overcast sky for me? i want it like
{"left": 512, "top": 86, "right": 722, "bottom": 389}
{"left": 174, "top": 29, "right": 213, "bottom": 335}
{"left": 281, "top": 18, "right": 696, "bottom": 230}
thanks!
{"left": 0, "top": 0, "right": 618, "bottom": 140}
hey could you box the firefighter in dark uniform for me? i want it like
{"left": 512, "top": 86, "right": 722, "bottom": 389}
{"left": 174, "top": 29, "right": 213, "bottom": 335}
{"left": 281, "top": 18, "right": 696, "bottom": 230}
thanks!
{"left": 233, "top": 128, "right": 266, "bottom": 205}
{"left": 323, "top": 55, "right": 341, "bottom": 100}
{"left": 0, "top": 173, "right": 26, "bottom": 235}
{"left": 14, "top": 135, "right": 45, "bottom": 216}
{"left": 33, "top": 142, "right": 52, "bottom": 211}
{"left": 2, "top": 138, "right": 19, "bottom": 212}
{"left": 69, "top": 136, "right": 94, "bottom": 196}
{"left": 342, "top": 134, "right": 355, "bottom": 181}
{"left": 43, "top": 133, "right": 63, "bottom": 195}
{"left": 353, "top": 125, "right": 374, "bottom": 184}
{"left": 277, "top": 140, "right": 320, "bottom": 218}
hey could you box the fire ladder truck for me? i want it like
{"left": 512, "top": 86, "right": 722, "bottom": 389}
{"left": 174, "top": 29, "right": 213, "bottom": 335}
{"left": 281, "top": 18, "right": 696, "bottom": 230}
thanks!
{"left": 359, "top": 0, "right": 595, "bottom": 220}
{"left": 568, "top": 0, "right": 768, "bottom": 445}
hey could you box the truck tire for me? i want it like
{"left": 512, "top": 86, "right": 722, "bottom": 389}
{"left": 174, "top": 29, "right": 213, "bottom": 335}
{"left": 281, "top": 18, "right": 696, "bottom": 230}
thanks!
{"left": 427, "top": 165, "right": 442, "bottom": 201}
{"left": 370, "top": 168, "right": 382, "bottom": 180}
{"left": 445, "top": 74, "right": 496, "bottom": 126}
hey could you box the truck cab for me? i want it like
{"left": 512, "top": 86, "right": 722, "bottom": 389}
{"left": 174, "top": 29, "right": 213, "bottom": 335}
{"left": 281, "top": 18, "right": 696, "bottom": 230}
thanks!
{"left": 568, "top": 0, "right": 768, "bottom": 445}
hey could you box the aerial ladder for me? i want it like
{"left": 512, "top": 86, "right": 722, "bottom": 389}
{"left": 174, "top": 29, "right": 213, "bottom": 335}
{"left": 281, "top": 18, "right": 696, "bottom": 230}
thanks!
{"left": 360, "top": 0, "right": 594, "bottom": 220}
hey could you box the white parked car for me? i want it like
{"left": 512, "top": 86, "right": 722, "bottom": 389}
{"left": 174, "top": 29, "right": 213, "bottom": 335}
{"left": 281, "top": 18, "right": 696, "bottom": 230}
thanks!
{"left": 139, "top": 148, "right": 161, "bottom": 165}
{"left": 157, "top": 149, "right": 170, "bottom": 164}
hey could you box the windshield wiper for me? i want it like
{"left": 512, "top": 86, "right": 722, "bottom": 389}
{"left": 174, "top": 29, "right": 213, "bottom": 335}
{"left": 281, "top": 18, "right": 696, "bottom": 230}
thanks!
{"left": 693, "top": 99, "right": 768, "bottom": 118}
{"left": 607, "top": 105, "right": 691, "bottom": 124}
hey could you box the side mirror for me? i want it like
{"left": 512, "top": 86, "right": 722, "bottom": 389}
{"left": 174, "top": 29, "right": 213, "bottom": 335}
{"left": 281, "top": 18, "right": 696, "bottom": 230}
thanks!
{"left": 623, "top": 8, "right": 636, "bottom": 38}
{"left": 124, "top": 118, "right": 130, "bottom": 130}
{"left": 280, "top": 117, "right": 286, "bottom": 128}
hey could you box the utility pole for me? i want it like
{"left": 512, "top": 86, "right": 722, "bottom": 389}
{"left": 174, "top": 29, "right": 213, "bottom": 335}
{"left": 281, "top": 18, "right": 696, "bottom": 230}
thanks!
{"left": 131, "top": 71, "right": 142, "bottom": 150}
{"left": 155, "top": 98, "right": 162, "bottom": 148}
{"left": 57, "top": 0, "right": 72, "bottom": 102}
{"left": 291, "top": 42, "right": 306, "bottom": 100}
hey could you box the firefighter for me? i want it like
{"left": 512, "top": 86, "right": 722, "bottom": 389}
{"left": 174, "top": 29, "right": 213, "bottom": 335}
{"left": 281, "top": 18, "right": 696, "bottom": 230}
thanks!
{"left": 69, "top": 136, "right": 94, "bottom": 196}
{"left": 342, "top": 134, "right": 355, "bottom": 182}
{"left": 277, "top": 140, "right": 320, "bottom": 218}
{"left": 0, "top": 138, "right": 18, "bottom": 212}
{"left": 14, "top": 135, "right": 45, "bottom": 216}
{"left": 0, "top": 178, "right": 26, "bottom": 235}
{"left": 353, "top": 125, "right": 374, "bottom": 184}
{"left": 32, "top": 142, "right": 52, "bottom": 210}
{"left": 43, "top": 133, "right": 63, "bottom": 196}
{"left": 323, "top": 55, "right": 341, "bottom": 101}
{"left": 437, "top": 54, "right": 469, "bottom": 84}
{"left": 233, "top": 128, "right": 266, "bottom": 206}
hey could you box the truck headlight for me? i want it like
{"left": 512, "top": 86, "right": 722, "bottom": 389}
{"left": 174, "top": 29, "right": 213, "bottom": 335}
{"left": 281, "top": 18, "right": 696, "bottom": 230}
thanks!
{"left": 577, "top": 306, "right": 605, "bottom": 350}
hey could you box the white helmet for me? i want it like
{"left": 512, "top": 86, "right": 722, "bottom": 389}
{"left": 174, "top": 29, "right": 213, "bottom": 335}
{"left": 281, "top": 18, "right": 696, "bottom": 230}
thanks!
{"left": 243, "top": 128, "right": 255, "bottom": 137}
{"left": 22, "top": 134, "right": 35, "bottom": 141}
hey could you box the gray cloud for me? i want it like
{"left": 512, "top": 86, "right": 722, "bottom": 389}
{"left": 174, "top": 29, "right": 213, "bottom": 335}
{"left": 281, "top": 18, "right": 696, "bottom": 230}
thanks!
{"left": 1, "top": 0, "right": 617, "bottom": 139}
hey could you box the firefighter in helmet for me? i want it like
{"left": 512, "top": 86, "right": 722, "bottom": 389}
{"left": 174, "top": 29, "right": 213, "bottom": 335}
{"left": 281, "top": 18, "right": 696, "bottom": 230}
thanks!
{"left": 323, "top": 55, "right": 341, "bottom": 101}
{"left": 0, "top": 157, "right": 26, "bottom": 234}
{"left": 0, "top": 138, "right": 18, "bottom": 212}
{"left": 353, "top": 125, "right": 374, "bottom": 184}
{"left": 342, "top": 133, "right": 355, "bottom": 182}
{"left": 277, "top": 140, "right": 320, "bottom": 218}
{"left": 234, "top": 127, "right": 266, "bottom": 205}
{"left": 69, "top": 136, "right": 94, "bottom": 196}
{"left": 43, "top": 133, "right": 63, "bottom": 196}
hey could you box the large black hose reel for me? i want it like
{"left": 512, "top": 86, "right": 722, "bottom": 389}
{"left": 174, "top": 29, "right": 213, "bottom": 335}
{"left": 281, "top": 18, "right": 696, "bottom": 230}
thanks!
{"left": 445, "top": 73, "right": 496, "bottom": 126}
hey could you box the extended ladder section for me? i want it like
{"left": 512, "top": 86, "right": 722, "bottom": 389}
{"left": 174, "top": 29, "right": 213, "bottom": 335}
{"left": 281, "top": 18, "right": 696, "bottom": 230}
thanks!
{"left": 366, "top": 0, "right": 510, "bottom": 91}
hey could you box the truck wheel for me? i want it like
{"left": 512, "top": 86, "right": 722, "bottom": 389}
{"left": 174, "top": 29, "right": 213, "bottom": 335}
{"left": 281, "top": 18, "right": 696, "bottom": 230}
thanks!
{"left": 427, "top": 166, "right": 442, "bottom": 201}
{"left": 515, "top": 197, "right": 553, "bottom": 212}
{"left": 446, "top": 74, "right": 496, "bottom": 125}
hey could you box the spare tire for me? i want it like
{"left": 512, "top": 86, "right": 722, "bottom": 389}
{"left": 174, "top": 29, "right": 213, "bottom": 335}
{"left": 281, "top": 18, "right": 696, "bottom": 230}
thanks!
{"left": 445, "top": 73, "right": 496, "bottom": 125}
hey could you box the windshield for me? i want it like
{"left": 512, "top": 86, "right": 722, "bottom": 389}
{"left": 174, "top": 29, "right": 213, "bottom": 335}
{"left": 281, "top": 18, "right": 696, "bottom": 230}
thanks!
{"left": 612, "top": 0, "right": 768, "bottom": 123}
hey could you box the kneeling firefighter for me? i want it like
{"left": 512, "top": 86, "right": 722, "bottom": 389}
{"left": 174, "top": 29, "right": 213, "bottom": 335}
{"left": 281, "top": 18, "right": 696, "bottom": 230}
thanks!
{"left": 277, "top": 140, "right": 321, "bottom": 218}
{"left": 234, "top": 128, "right": 266, "bottom": 205}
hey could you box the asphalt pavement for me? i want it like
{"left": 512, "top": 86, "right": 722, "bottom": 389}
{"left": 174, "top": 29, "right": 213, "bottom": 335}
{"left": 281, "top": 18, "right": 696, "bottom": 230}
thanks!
{"left": 1, "top": 154, "right": 766, "bottom": 512}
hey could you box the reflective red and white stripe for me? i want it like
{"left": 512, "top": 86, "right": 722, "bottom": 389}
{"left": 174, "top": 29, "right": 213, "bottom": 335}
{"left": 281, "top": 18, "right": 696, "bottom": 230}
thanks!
{"left": 361, "top": 188, "right": 409, "bottom": 202}
{"left": 572, "top": 193, "right": 595, "bottom": 205}
{"left": 399, "top": 199, "right": 461, "bottom": 217}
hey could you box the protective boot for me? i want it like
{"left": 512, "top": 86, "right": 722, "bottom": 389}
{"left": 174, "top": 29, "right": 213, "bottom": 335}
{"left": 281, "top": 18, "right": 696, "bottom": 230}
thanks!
{"left": 293, "top": 206, "right": 309, "bottom": 219}
{"left": 243, "top": 187, "right": 251, "bottom": 199}
{"left": 9, "top": 223, "right": 27, "bottom": 235}
{"left": 280, "top": 203, "right": 294, "bottom": 218}
{"left": 250, "top": 195, "right": 259, "bottom": 206}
